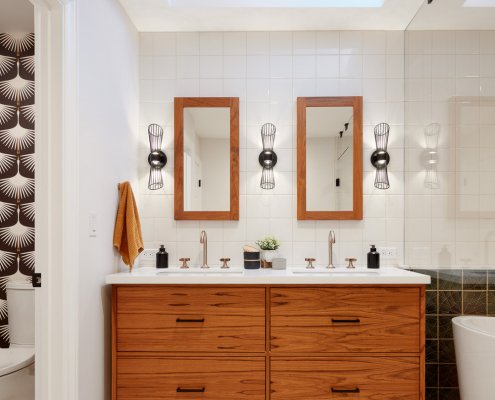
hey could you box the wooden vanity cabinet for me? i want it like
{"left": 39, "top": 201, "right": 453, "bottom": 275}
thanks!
{"left": 115, "top": 286, "right": 265, "bottom": 353}
{"left": 112, "top": 285, "right": 425, "bottom": 400}
{"left": 117, "top": 356, "right": 266, "bottom": 399}
{"left": 270, "top": 287, "right": 421, "bottom": 353}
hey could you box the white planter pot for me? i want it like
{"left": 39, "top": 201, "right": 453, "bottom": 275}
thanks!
{"left": 261, "top": 250, "right": 278, "bottom": 262}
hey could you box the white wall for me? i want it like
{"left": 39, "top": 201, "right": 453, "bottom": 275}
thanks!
{"left": 307, "top": 137, "right": 337, "bottom": 211}
{"left": 77, "top": 0, "right": 139, "bottom": 398}
{"left": 138, "top": 30, "right": 405, "bottom": 268}
{"left": 200, "top": 138, "right": 230, "bottom": 211}
{"left": 405, "top": 30, "right": 495, "bottom": 269}
{"left": 184, "top": 110, "right": 202, "bottom": 210}
{"left": 337, "top": 134, "right": 354, "bottom": 210}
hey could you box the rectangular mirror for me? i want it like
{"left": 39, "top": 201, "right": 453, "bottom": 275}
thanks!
{"left": 297, "top": 97, "right": 363, "bottom": 220}
{"left": 174, "top": 97, "right": 239, "bottom": 220}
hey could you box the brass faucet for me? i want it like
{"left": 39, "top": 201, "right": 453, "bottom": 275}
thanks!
{"left": 327, "top": 230, "right": 336, "bottom": 269}
{"left": 200, "top": 230, "right": 209, "bottom": 268}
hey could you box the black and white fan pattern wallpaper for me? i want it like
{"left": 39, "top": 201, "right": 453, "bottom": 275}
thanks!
{"left": 0, "top": 33, "right": 35, "bottom": 348}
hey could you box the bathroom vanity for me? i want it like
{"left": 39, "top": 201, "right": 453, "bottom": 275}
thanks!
{"left": 107, "top": 268, "right": 429, "bottom": 399}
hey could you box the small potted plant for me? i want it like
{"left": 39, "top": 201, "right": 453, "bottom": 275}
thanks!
{"left": 256, "top": 236, "right": 280, "bottom": 268}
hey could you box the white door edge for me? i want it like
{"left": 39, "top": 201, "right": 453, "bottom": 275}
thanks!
{"left": 31, "top": 0, "right": 79, "bottom": 399}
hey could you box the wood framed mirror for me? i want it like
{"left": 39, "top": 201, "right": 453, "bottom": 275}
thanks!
{"left": 174, "top": 97, "right": 239, "bottom": 220}
{"left": 297, "top": 97, "right": 363, "bottom": 220}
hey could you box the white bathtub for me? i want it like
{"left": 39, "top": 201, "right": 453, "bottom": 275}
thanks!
{"left": 452, "top": 316, "right": 495, "bottom": 400}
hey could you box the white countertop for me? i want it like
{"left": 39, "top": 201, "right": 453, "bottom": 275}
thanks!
{"left": 105, "top": 266, "right": 430, "bottom": 285}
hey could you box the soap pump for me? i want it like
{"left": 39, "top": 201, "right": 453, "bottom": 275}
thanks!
{"left": 156, "top": 245, "right": 168, "bottom": 268}
{"left": 367, "top": 245, "right": 380, "bottom": 269}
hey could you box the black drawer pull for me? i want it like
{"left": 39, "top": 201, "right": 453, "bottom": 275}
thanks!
{"left": 177, "top": 387, "right": 205, "bottom": 393}
{"left": 331, "top": 318, "right": 360, "bottom": 323}
{"left": 176, "top": 318, "right": 205, "bottom": 323}
{"left": 331, "top": 387, "right": 360, "bottom": 393}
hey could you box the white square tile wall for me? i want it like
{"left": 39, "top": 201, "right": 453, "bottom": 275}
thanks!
{"left": 405, "top": 30, "right": 495, "bottom": 268}
{"left": 139, "top": 30, "right": 405, "bottom": 268}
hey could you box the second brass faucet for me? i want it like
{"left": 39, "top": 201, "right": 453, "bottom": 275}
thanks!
{"left": 200, "top": 230, "right": 209, "bottom": 268}
{"left": 327, "top": 230, "right": 336, "bottom": 269}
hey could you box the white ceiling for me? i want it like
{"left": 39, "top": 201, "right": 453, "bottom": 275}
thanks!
{"left": 118, "top": 0, "right": 425, "bottom": 31}
{"left": 408, "top": 0, "right": 495, "bottom": 30}
{"left": 0, "top": 0, "right": 34, "bottom": 32}
{"left": 307, "top": 107, "right": 353, "bottom": 138}
{"left": 185, "top": 107, "right": 230, "bottom": 139}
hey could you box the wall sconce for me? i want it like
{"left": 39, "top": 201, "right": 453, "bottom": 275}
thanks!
{"left": 424, "top": 123, "right": 440, "bottom": 189}
{"left": 370, "top": 122, "right": 390, "bottom": 190}
{"left": 259, "top": 123, "right": 277, "bottom": 189}
{"left": 147, "top": 123, "right": 167, "bottom": 190}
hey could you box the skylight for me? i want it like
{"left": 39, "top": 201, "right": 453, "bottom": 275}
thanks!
{"left": 463, "top": 0, "right": 495, "bottom": 6}
{"left": 168, "top": 0, "right": 384, "bottom": 7}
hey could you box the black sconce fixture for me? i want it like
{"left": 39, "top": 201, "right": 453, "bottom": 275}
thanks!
{"left": 259, "top": 123, "right": 277, "bottom": 190}
{"left": 339, "top": 119, "right": 351, "bottom": 138}
{"left": 147, "top": 123, "right": 167, "bottom": 190}
{"left": 370, "top": 122, "right": 390, "bottom": 190}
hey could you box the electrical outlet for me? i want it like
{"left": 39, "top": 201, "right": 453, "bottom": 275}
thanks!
{"left": 141, "top": 249, "right": 156, "bottom": 260}
{"left": 378, "top": 247, "right": 397, "bottom": 259}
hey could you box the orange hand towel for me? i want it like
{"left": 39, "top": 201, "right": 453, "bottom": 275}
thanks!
{"left": 113, "top": 182, "right": 144, "bottom": 271}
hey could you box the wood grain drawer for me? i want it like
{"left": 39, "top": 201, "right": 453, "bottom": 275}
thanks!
{"left": 117, "top": 286, "right": 265, "bottom": 315}
{"left": 270, "top": 357, "right": 420, "bottom": 399}
{"left": 270, "top": 287, "right": 420, "bottom": 353}
{"left": 116, "top": 357, "right": 265, "bottom": 399}
{"left": 116, "top": 287, "right": 265, "bottom": 352}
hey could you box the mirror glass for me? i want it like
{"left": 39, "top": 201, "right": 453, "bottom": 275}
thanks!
{"left": 455, "top": 98, "right": 495, "bottom": 217}
{"left": 184, "top": 107, "right": 230, "bottom": 211}
{"left": 183, "top": 107, "right": 230, "bottom": 212}
{"left": 306, "top": 106, "right": 354, "bottom": 212}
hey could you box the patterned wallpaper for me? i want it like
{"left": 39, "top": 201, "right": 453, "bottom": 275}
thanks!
{"left": 0, "top": 33, "right": 35, "bottom": 348}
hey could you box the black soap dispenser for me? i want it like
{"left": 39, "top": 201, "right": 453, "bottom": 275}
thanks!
{"left": 367, "top": 245, "right": 380, "bottom": 269}
{"left": 156, "top": 245, "right": 168, "bottom": 269}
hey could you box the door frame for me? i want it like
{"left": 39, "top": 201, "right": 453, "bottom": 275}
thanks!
{"left": 31, "top": 0, "right": 79, "bottom": 399}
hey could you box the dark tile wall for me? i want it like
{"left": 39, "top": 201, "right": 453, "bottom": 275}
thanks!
{"left": 414, "top": 269, "right": 495, "bottom": 400}
{"left": 0, "top": 33, "right": 35, "bottom": 347}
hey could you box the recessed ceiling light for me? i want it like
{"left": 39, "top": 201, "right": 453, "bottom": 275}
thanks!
{"left": 168, "top": 0, "right": 384, "bottom": 7}
{"left": 463, "top": 0, "right": 495, "bottom": 6}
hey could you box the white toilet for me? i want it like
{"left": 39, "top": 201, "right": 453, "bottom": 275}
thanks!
{"left": 452, "top": 316, "right": 495, "bottom": 400}
{"left": 0, "top": 281, "right": 35, "bottom": 400}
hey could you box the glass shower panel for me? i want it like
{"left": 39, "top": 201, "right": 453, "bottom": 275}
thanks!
{"left": 405, "top": 0, "right": 495, "bottom": 268}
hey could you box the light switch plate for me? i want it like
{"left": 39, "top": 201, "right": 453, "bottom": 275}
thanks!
{"left": 89, "top": 213, "right": 97, "bottom": 237}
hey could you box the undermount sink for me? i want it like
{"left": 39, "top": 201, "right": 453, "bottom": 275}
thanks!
{"left": 291, "top": 269, "right": 379, "bottom": 274}
{"left": 157, "top": 269, "right": 244, "bottom": 275}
